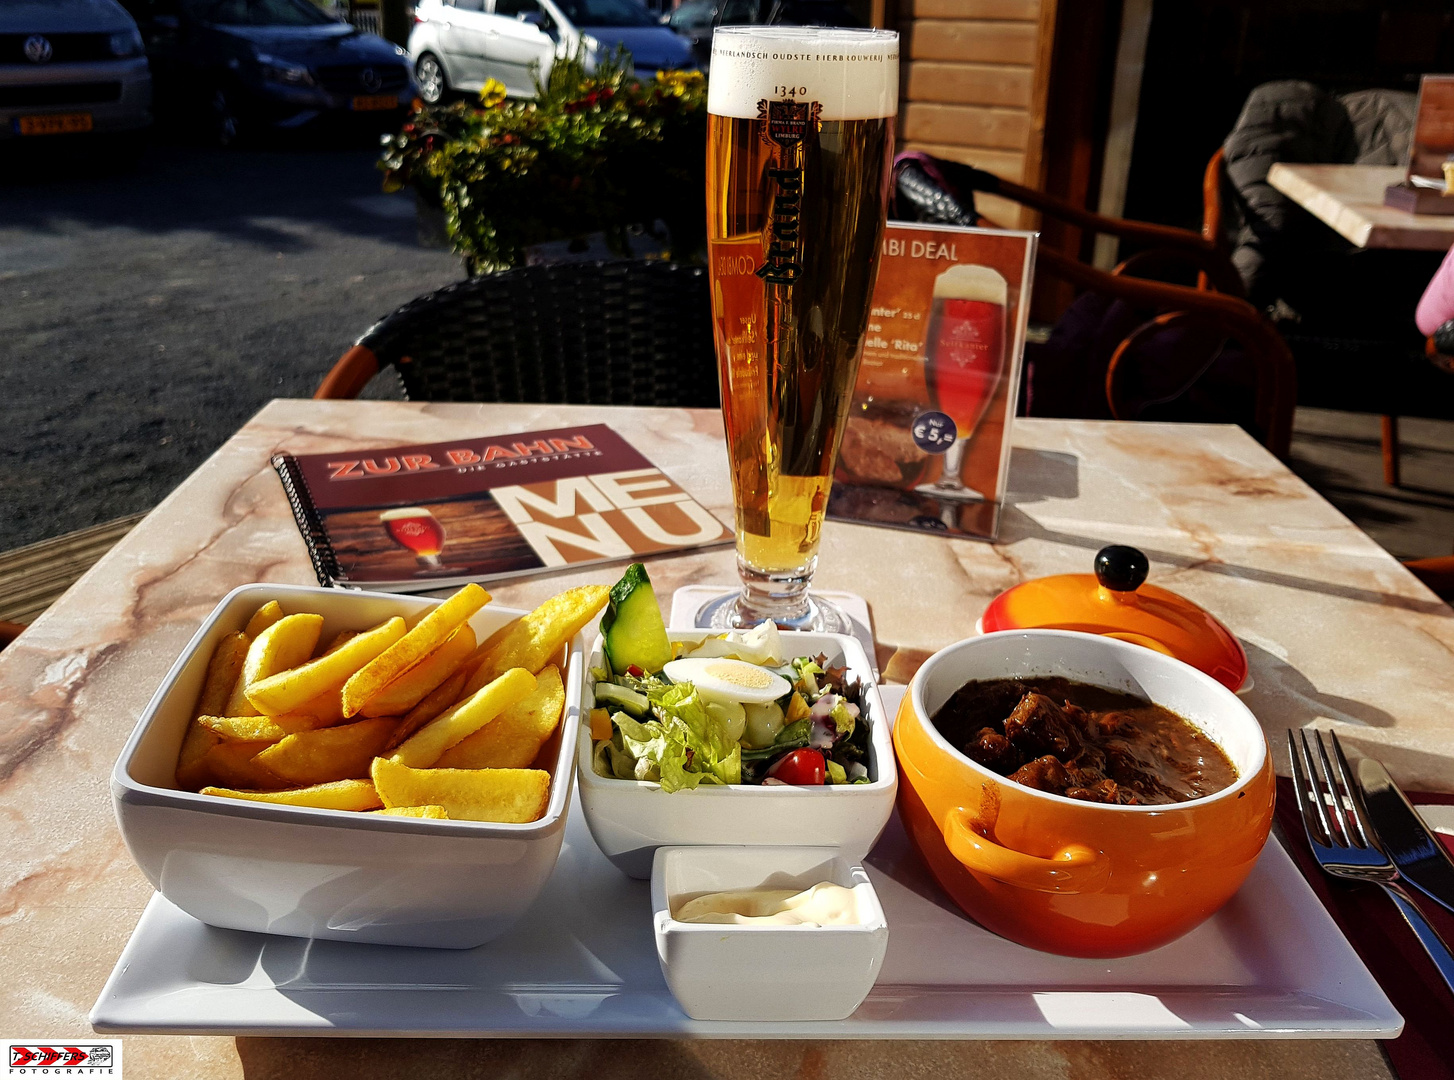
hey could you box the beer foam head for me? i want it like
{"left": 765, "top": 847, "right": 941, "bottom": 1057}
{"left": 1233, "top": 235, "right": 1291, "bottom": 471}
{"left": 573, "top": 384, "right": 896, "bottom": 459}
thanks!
{"left": 933, "top": 264, "right": 1007, "bottom": 304}
{"left": 379, "top": 507, "right": 434, "bottom": 520}
{"left": 708, "top": 27, "right": 898, "bottom": 121}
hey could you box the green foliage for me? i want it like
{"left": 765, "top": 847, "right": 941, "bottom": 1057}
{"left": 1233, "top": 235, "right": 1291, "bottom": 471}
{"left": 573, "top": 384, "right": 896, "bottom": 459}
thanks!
{"left": 379, "top": 51, "right": 707, "bottom": 274}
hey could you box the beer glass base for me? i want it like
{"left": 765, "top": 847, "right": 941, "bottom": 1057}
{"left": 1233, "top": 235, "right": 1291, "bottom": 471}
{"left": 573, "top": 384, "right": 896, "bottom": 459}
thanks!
{"left": 913, "top": 481, "right": 988, "bottom": 504}
{"left": 694, "top": 590, "right": 856, "bottom": 634}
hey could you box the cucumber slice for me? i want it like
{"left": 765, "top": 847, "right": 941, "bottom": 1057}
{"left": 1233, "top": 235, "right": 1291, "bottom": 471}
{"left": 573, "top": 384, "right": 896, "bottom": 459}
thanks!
{"left": 594, "top": 681, "right": 649, "bottom": 716}
{"left": 601, "top": 562, "right": 673, "bottom": 676}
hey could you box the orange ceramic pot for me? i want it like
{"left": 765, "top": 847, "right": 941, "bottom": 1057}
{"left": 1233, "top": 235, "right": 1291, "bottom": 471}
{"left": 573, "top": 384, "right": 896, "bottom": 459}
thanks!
{"left": 893, "top": 630, "right": 1275, "bottom": 958}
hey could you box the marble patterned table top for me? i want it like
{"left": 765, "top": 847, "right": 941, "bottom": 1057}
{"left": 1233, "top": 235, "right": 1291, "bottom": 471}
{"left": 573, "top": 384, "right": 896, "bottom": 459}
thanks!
{"left": 1267, "top": 163, "right": 1454, "bottom": 251}
{"left": 5, "top": 399, "right": 1450, "bottom": 1080}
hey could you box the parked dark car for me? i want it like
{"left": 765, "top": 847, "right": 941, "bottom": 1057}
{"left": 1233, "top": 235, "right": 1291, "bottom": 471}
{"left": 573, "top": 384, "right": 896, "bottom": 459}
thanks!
{"left": 665, "top": 0, "right": 864, "bottom": 69}
{"left": 126, "top": 0, "right": 413, "bottom": 143}
{"left": 663, "top": 0, "right": 715, "bottom": 67}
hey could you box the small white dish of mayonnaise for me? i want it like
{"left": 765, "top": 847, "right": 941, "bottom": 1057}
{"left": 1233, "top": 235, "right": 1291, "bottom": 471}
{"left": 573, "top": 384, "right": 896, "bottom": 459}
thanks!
{"left": 651, "top": 846, "right": 889, "bottom": 1022}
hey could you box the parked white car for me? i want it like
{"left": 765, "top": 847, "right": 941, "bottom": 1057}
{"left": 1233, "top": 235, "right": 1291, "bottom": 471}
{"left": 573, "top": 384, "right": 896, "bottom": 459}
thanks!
{"left": 1, "top": 0, "right": 151, "bottom": 142}
{"left": 408, "top": 0, "right": 694, "bottom": 102}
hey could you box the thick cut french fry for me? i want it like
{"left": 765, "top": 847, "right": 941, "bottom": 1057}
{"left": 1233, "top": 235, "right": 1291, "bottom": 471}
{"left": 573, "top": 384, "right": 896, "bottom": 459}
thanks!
{"left": 179, "top": 632, "right": 253, "bottom": 787}
{"left": 290, "top": 686, "right": 345, "bottom": 726}
{"left": 225, "top": 613, "right": 324, "bottom": 716}
{"left": 254, "top": 717, "right": 397, "bottom": 786}
{"left": 370, "top": 758, "right": 550, "bottom": 823}
{"left": 200, "top": 779, "right": 383, "bottom": 811}
{"left": 435, "top": 665, "right": 565, "bottom": 770}
{"left": 243, "top": 600, "right": 285, "bottom": 639}
{"left": 197, "top": 712, "right": 336, "bottom": 741}
{"left": 462, "top": 585, "right": 607, "bottom": 694}
{"left": 370, "top": 804, "right": 449, "bottom": 818}
{"left": 176, "top": 720, "right": 223, "bottom": 790}
{"left": 196, "top": 740, "right": 286, "bottom": 791}
{"left": 383, "top": 669, "right": 468, "bottom": 751}
{"left": 322, "top": 630, "right": 356, "bottom": 655}
{"left": 196, "top": 632, "right": 250, "bottom": 718}
{"left": 388, "top": 667, "right": 536, "bottom": 768}
{"left": 359, "top": 623, "right": 477, "bottom": 718}
{"left": 198, "top": 714, "right": 288, "bottom": 743}
{"left": 342, "top": 584, "right": 491, "bottom": 717}
{"left": 245, "top": 617, "right": 406, "bottom": 715}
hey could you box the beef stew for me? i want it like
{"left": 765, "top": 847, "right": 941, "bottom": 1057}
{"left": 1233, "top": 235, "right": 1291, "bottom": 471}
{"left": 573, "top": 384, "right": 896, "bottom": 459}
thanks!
{"left": 930, "top": 677, "right": 1238, "bottom": 805}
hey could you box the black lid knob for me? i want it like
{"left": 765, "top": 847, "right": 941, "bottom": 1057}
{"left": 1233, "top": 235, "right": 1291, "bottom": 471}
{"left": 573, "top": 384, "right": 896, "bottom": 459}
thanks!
{"left": 1095, "top": 545, "right": 1148, "bottom": 593}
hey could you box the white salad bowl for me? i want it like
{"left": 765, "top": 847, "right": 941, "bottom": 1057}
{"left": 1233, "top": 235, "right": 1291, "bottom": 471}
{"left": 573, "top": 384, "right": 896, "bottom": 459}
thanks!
{"left": 651, "top": 845, "right": 889, "bottom": 1021}
{"left": 575, "top": 629, "right": 896, "bottom": 879}
{"left": 111, "top": 583, "right": 586, "bottom": 949}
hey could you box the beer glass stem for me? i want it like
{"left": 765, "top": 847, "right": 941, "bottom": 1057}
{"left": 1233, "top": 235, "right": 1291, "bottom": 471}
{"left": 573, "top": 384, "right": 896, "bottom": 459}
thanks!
{"left": 697, "top": 565, "right": 856, "bottom": 633}
{"left": 417, "top": 554, "right": 443, "bottom": 569}
{"left": 915, "top": 439, "right": 986, "bottom": 503}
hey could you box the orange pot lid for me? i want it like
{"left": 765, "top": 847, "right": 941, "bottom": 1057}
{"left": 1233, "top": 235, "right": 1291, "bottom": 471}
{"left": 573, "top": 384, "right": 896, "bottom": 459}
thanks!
{"left": 979, "top": 545, "right": 1248, "bottom": 691}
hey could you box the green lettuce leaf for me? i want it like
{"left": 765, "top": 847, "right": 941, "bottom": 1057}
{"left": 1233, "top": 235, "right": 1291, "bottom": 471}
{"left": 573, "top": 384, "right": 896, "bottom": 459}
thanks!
{"left": 613, "top": 682, "right": 743, "bottom": 792}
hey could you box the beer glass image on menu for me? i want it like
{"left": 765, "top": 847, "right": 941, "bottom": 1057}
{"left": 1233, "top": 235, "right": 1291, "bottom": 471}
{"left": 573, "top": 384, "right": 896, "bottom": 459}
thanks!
{"left": 915, "top": 264, "right": 1008, "bottom": 503}
{"left": 380, "top": 507, "right": 445, "bottom": 569}
{"left": 699, "top": 25, "right": 898, "bottom": 633}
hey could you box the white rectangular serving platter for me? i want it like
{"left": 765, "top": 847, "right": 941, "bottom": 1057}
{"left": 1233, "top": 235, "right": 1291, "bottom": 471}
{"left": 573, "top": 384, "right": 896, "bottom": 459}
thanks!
{"left": 91, "top": 685, "right": 1401, "bottom": 1041}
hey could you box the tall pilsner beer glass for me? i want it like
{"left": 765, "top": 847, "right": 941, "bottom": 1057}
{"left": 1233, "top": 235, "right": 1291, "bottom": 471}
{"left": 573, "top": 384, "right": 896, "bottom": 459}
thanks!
{"left": 700, "top": 26, "right": 898, "bottom": 632}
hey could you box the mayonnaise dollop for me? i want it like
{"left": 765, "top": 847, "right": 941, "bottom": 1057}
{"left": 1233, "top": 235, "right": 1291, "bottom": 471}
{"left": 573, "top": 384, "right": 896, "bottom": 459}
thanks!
{"left": 672, "top": 882, "right": 862, "bottom": 926}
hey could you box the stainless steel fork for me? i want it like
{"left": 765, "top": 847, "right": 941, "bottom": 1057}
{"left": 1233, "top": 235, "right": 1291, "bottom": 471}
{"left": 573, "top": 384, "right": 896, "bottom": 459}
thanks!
{"left": 1287, "top": 728, "right": 1454, "bottom": 996}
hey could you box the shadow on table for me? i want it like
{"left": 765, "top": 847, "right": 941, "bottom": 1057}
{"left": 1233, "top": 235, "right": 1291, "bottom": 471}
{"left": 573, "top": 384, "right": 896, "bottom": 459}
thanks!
{"left": 996, "top": 506, "right": 1451, "bottom": 618}
{"left": 1004, "top": 448, "right": 1080, "bottom": 506}
{"left": 1239, "top": 641, "right": 1396, "bottom": 730}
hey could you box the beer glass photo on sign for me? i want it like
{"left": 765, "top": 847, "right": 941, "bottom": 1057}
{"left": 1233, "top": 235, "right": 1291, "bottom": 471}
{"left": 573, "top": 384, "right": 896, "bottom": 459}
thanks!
{"left": 916, "top": 264, "right": 1008, "bottom": 503}
{"left": 699, "top": 26, "right": 899, "bottom": 634}
{"left": 381, "top": 507, "right": 446, "bottom": 568}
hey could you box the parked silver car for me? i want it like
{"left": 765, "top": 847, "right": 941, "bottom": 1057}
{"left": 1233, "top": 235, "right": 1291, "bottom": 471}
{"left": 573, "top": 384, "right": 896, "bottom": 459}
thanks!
{"left": 1, "top": 0, "right": 152, "bottom": 141}
{"left": 408, "top": 0, "right": 694, "bottom": 103}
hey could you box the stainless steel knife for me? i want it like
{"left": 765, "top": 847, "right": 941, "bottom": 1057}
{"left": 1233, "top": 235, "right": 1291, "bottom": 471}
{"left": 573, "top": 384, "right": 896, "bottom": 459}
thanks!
{"left": 1357, "top": 755, "right": 1454, "bottom": 917}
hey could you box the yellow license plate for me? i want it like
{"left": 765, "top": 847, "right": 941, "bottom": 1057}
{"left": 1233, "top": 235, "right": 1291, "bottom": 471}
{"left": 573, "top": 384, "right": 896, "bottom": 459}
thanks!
{"left": 351, "top": 94, "right": 398, "bottom": 112}
{"left": 16, "top": 112, "right": 93, "bottom": 135}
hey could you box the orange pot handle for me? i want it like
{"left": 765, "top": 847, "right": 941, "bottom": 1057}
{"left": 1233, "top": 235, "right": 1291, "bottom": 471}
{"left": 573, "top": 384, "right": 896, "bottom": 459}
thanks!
{"left": 943, "top": 809, "right": 1104, "bottom": 894}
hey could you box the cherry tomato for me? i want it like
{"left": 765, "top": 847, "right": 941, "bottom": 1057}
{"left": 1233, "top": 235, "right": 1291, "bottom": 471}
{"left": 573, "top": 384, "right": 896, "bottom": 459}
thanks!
{"left": 625, "top": 664, "right": 645, "bottom": 678}
{"left": 767, "top": 748, "right": 826, "bottom": 785}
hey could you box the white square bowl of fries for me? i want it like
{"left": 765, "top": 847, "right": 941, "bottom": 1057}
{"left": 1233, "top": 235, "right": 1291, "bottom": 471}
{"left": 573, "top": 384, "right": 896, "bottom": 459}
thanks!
{"left": 110, "top": 580, "right": 608, "bottom": 949}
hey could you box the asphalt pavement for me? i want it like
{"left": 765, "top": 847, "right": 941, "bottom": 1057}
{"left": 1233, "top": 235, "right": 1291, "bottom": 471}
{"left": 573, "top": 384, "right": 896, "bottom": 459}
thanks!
{"left": 0, "top": 135, "right": 462, "bottom": 553}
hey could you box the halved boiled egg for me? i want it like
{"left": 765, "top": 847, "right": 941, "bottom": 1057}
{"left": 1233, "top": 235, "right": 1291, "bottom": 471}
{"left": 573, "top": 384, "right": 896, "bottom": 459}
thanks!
{"left": 662, "top": 657, "right": 791, "bottom": 705}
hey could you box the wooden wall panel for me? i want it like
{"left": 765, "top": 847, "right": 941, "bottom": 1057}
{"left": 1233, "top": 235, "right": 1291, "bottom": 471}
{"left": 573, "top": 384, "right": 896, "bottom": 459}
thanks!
{"left": 905, "top": 61, "right": 1034, "bottom": 108}
{"left": 901, "top": 102, "right": 1031, "bottom": 149}
{"left": 899, "top": 141, "right": 1026, "bottom": 182}
{"left": 905, "top": 20, "right": 1039, "bottom": 64}
{"left": 911, "top": 0, "right": 1039, "bottom": 19}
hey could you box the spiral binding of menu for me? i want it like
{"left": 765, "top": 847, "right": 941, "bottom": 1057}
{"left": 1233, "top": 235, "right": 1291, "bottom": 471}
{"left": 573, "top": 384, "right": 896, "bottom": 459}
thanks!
{"left": 272, "top": 453, "right": 345, "bottom": 589}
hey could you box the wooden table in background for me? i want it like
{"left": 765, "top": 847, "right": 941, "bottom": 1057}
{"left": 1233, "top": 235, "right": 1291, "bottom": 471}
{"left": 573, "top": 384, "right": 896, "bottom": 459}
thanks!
{"left": 1267, "top": 163, "right": 1454, "bottom": 251}
{"left": 5, "top": 400, "right": 1454, "bottom": 1080}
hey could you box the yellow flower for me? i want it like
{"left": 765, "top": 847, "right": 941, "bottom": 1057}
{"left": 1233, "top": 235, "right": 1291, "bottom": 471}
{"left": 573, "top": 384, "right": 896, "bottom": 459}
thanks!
{"left": 479, "top": 78, "right": 508, "bottom": 108}
{"left": 654, "top": 69, "right": 705, "bottom": 96}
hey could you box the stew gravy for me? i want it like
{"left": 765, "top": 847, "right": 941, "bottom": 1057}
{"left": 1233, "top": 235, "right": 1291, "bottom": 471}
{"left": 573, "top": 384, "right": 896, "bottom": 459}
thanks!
{"left": 930, "top": 677, "right": 1238, "bottom": 805}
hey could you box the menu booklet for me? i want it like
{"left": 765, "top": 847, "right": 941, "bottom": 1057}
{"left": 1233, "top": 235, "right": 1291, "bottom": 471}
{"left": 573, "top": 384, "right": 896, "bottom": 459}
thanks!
{"left": 828, "top": 221, "right": 1038, "bottom": 542}
{"left": 273, "top": 424, "right": 732, "bottom": 592}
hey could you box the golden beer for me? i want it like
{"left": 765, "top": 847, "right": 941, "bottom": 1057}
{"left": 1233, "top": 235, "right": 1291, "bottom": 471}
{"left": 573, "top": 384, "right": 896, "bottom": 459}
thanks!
{"left": 703, "top": 27, "right": 898, "bottom": 630}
